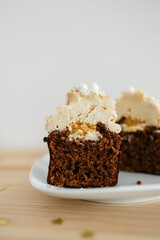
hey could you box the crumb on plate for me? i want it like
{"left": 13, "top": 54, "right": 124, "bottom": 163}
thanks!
{"left": 136, "top": 180, "right": 142, "bottom": 185}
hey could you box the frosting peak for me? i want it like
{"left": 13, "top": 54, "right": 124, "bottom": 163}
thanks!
{"left": 45, "top": 83, "right": 121, "bottom": 140}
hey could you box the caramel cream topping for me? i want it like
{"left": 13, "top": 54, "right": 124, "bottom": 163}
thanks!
{"left": 116, "top": 87, "right": 160, "bottom": 131}
{"left": 120, "top": 117, "right": 145, "bottom": 127}
{"left": 45, "top": 83, "right": 121, "bottom": 140}
{"left": 69, "top": 122, "right": 96, "bottom": 136}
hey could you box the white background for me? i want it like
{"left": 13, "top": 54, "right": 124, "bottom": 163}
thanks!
{"left": 1, "top": 0, "right": 160, "bottom": 149}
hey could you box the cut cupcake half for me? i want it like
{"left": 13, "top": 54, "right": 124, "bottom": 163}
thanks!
{"left": 44, "top": 83, "right": 122, "bottom": 188}
{"left": 116, "top": 87, "right": 160, "bottom": 175}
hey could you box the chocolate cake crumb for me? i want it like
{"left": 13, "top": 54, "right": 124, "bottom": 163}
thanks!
{"left": 136, "top": 180, "right": 142, "bottom": 185}
{"left": 43, "top": 137, "right": 48, "bottom": 142}
{"left": 45, "top": 123, "right": 122, "bottom": 188}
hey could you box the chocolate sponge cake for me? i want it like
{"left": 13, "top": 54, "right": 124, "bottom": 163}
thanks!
{"left": 44, "top": 83, "right": 122, "bottom": 188}
{"left": 116, "top": 87, "right": 160, "bottom": 175}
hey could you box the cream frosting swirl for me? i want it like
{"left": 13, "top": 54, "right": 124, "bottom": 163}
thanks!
{"left": 116, "top": 87, "right": 160, "bottom": 131}
{"left": 45, "top": 83, "right": 121, "bottom": 140}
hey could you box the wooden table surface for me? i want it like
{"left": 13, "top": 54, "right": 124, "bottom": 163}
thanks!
{"left": 0, "top": 151, "right": 160, "bottom": 240}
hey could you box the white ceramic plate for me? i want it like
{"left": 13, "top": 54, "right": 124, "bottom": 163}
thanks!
{"left": 30, "top": 154, "right": 160, "bottom": 204}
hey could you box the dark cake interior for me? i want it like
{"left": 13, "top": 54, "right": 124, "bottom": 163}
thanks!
{"left": 118, "top": 117, "right": 160, "bottom": 175}
{"left": 44, "top": 123, "right": 122, "bottom": 188}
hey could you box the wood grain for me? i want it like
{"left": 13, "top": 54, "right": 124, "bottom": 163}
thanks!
{"left": 0, "top": 150, "right": 160, "bottom": 240}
